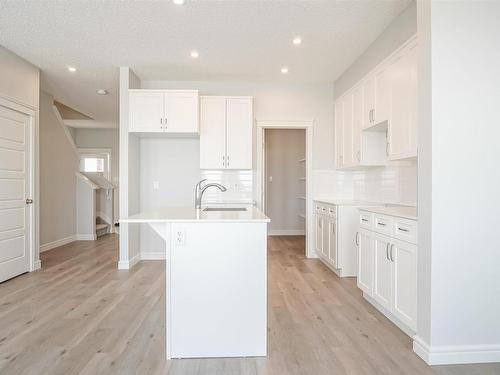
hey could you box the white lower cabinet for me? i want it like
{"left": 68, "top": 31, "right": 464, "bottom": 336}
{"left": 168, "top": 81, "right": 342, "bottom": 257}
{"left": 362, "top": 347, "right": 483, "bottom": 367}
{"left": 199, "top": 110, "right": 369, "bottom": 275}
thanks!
{"left": 357, "top": 210, "right": 417, "bottom": 334}
{"left": 314, "top": 201, "right": 360, "bottom": 277}
{"left": 357, "top": 229, "right": 373, "bottom": 295}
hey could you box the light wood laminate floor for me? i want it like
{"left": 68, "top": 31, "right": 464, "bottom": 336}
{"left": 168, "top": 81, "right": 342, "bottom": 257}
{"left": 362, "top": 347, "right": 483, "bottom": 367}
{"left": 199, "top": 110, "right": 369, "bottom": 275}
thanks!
{"left": 1, "top": 234, "right": 499, "bottom": 375}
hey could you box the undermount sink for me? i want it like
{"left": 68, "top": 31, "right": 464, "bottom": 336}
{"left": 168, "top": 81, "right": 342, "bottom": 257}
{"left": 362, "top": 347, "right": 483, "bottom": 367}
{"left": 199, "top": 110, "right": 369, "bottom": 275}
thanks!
{"left": 203, "top": 207, "right": 247, "bottom": 212}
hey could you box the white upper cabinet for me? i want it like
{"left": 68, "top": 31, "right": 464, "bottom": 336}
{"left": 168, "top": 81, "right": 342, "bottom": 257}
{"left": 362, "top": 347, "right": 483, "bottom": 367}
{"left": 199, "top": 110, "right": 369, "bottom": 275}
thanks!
{"left": 129, "top": 90, "right": 199, "bottom": 134}
{"left": 200, "top": 96, "right": 253, "bottom": 170}
{"left": 388, "top": 41, "right": 418, "bottom": 160}
{"left": 335, "top": 35, "right": 418, "bottom": 169}
{"left": 164, "top": 91, "right": 199, "bottom": 133}
{"left": 226, "top": 98, "right": 253, "bottom": 170}
{"left": 200, "top": 97, "right": 227, "bottom": 169}
{"left": 335, "top": 100, "right": 344, "bottom": 168}
{"left": 129, "top": 91, "right": 164, "bottom": 132}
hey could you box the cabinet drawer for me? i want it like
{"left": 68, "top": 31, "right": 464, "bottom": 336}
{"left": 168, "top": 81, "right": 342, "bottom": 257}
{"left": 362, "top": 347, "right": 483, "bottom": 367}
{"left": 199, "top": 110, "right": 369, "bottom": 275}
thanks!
{"left": 393, "top": 218, "right": 418, "bottom": 244}
{"left": 373, "top": 214, "right": 392, "bottom": 236}
{"left": 359, "top": 211, "right": 373, "bottom": 229}
{"left": 327, "top": 205, "right": 336, "bottom": 218}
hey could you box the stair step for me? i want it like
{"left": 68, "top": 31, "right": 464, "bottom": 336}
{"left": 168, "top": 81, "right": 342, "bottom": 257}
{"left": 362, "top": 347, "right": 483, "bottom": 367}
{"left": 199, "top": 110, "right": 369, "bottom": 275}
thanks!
{"left": 96, "top": 223, "right": 109, "bottom": 231}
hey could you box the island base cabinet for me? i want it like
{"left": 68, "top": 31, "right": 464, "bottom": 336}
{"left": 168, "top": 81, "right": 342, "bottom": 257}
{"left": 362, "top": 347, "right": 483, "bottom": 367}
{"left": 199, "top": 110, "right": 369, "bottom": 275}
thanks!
{"left": 168, "top": 222, "right": 267, "bottom": 359}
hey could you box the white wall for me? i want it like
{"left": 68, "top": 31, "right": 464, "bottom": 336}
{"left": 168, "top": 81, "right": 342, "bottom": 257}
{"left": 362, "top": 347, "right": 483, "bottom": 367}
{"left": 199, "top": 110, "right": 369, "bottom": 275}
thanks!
{"left": 39, "top": 91, "right": 79, "bottom": 247}
{"left": 74, "top": 128, "right": 119, "bottom": 222}
{"left": 0, "top": 46, "right": 40, "bottom": 108}
{"left": 265, "top": 129, "right": 305, "bottom": 233}
{"left": 330, "top": 1, "right": 418, "bottom": 206}
{"left": 415, "top": 0, "right": 500, "bottom": 365}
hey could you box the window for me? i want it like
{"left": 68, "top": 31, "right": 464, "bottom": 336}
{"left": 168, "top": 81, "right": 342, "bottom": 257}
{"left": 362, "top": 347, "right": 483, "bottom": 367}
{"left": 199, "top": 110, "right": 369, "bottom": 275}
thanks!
{"left": 78, "top": 148, "right": 111, "bottom": 180}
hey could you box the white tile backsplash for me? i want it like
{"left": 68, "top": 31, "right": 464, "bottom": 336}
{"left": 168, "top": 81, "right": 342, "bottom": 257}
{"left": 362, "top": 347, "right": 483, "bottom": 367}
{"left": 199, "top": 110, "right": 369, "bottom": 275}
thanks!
{"left": 201, "top": 170, "right": 254, "bottom": 203}
{"left": 313, "top": 162, "right": 417, "bottom": 205}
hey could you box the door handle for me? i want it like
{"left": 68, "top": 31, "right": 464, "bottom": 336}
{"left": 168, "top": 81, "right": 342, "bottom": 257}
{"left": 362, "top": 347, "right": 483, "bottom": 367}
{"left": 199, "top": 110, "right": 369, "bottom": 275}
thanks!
{"left": 355, "top": 232, "right": 359, "bottom": 246}
{"left": 25, "top": 198, "right": 33, "bottom": 204}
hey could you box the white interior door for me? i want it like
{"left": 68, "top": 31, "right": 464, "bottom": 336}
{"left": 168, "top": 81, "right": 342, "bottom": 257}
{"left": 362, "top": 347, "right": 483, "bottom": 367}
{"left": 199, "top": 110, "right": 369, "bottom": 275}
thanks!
{"left": 0, "top": 105, "right": 32, "bottom": 283}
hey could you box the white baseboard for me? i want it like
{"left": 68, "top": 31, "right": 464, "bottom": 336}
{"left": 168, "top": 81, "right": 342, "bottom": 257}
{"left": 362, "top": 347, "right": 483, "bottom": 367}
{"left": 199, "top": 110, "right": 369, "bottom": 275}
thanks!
{"left": 40, "top": 235, "right": 77, "bottom": 252}
{"left": 76, "top": 234, "right": 97, "bottom": 241}
{"left": 118, "top": 253, "right": 141, "bottom": 270}
{"left": 140, "top": 252, "right": 166, "bottom": 260}
{"left": 32, "top": 260, "right": 42, "bottom": 271}
{"left": 268, "top": 230, "right": 305, "bottom": 236}
{"left": 413, "top": 336, "right": 500, "bottom": 365}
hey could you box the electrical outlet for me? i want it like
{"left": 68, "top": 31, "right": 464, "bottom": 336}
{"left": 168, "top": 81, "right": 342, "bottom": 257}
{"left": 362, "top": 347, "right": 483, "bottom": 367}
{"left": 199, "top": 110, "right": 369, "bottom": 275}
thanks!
{"left": 153, "top": 181, "right": 160, "bottom": 190}
{"left": 175, "top": 230, "right": 185, "bottom": 246}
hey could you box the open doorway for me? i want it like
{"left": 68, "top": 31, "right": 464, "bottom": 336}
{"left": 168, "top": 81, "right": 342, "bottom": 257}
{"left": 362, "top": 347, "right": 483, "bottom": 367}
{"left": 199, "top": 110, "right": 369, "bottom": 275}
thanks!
{"left": 264, "top": 129, "right": 306, "bottom": 238}
{"left": 256, "top": 121, "right": 313, "bottom": 257}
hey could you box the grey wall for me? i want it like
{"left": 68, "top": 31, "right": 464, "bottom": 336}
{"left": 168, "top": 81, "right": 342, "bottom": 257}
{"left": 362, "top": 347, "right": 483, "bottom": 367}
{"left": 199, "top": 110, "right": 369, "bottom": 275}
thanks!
{"left": 74, "top": 128, "right": 119, "bottom": 221}
{"left": 39, "top": 91, "right": 79, "bottom": 246}
{"left": 334, "top": 1, "right": 416, "bottom": 100}
{"left": 265, "top": 129, "right": 305, "bottom": 233}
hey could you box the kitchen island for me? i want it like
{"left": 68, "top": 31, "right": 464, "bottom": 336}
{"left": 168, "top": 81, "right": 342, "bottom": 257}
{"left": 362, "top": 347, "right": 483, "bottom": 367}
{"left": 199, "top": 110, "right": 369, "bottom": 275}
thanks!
{"left": 121, "top": 206, "right": 270, "bottom": 359}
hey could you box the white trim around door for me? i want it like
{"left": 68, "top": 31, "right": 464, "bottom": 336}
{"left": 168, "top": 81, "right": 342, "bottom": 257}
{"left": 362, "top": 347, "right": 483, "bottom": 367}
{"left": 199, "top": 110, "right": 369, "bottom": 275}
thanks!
{"left": 0, "top": 95, "right": 39, "bottom": 280}
{"left": 256, "top": 120, "right": 314, "bottom": 258}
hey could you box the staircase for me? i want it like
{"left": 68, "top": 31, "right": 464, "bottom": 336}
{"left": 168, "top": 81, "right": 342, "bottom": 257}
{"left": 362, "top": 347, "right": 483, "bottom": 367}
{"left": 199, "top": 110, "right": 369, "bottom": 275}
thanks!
{"left": 96, "top": 217, "right": 110, "bottom": 237}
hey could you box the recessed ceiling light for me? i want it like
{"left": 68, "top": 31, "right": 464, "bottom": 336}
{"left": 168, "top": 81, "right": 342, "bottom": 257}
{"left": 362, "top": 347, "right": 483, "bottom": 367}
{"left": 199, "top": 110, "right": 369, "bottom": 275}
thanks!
{"left": 96, "top": 89, "right": 108, "bottom": 95}
{"left": 173, "top": 0, "right": 185, "bottom": 5}
{"left": 67, "top": 66, "right": 77, "bottom": 72}
{"left": 190, "top": 50, "right": 199, "bottom": 58}
{"left": 281, "top": 67, "right": 289, "bottom": 74}
{"left": 292, "top": 37, "right": 302, "bottom": 45}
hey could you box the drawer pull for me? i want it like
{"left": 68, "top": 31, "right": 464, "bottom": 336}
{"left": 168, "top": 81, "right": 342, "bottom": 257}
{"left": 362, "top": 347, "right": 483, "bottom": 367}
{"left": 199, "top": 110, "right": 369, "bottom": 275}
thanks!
{"left": 377, "top": 222, "right": 386, "bottom": 227}
{"left": 361, "top": 218, "right": 368, "bottom": 222}
{"left": 397, "top": 227, "right": 409, "bottom": 233}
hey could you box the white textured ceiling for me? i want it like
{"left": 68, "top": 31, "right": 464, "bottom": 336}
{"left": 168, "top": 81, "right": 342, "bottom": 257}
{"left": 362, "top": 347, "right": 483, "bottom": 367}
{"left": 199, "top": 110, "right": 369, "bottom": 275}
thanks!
{"left": 0, "top": 0, "right": 411, "bottom": 128}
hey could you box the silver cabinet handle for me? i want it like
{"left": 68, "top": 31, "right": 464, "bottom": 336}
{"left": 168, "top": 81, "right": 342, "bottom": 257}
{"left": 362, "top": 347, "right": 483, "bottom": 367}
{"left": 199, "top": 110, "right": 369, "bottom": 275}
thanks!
{"left": 372, "top": 108, "right": 375, "bottom": 122}
{"left": 357, "top": 150, "right": 361, "bottom": 162}
{"left": 355, "top": 232, "right": 359, "bottom": 246}
{"left": 361, "top": 218, "right": 368, "bottom": 222}
{"left": 164, "top": 117, "right": 167, "bottom": 130}
{"left": 227, "top": 155, "right": 229, "bottom": 167}
{"left": 386, "top": 142, "right": 390, "bottom": 156}
{"left": 222, "top": 155, "right": 225, "bottom": 168}
{"left": 398, "top": 227, "right": 409, "bottom": 233}
{"left": 390, "top": 244, "right": 395, "bottom": 262}
{"left": 386, "top": 243, "right": 390, "bottom": 260}
{"left": 377, "top": 222, "right": 386, "bottom": 227}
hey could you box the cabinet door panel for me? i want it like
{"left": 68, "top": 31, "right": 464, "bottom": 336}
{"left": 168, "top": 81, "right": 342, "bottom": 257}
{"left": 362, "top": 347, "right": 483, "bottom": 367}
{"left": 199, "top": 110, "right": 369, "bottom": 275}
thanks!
{"left": 374, "top": 66, "right": 391, "bottom": 125}
{"left": 362, "top": 78, "right": 374, "bottom": 129}
{"left": 200, "top": 97, "right": 226, "bottom": 169}
{"left": 315, "top": 215, "right": 323, "bottom": 256}
{"left": 392, "top": 239, "right": 417, "bottom": 331}
{"left": 357, "top": 229, "right": 374, "bottom": 296}
{"left": 335, "top": 100, "right": 344, "bottom": 168}
{"left": 373, "top": 233, "right": 392, "bottom": 310}
{"left": 352, "top": 86, "right": 363, "bottom": 164}
{"left": 342, "top": 94, "right": 354, "bottom": 166}
{"left": 129, "top": 92, "right": 164, "bottom": 132}
{"left": 226, "top": 98, "right": 253, "bottom": 169}
{"left": 328, "top": 220, "right": 337, "bottom": 267}
{"left": 321, "top": 216, "right": 330, "bottom": 260}
{"left": 164, "top": 92, "right": 199, "bottom": 133}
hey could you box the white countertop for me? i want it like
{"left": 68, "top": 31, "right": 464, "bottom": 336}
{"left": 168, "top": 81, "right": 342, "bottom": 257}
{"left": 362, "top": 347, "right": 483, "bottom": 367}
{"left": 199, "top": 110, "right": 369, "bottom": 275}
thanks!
{"left": 314, "top": 198, "right": 387, "bottom": 206}
{"left": 120, "top": 206, "right": 270, "bottom": 223}
{"left": 359, "top": 206, "right": 418, "bottom": 220}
